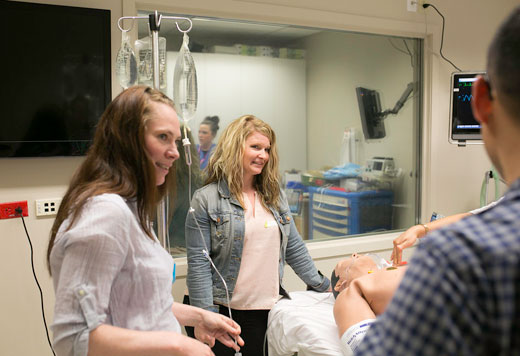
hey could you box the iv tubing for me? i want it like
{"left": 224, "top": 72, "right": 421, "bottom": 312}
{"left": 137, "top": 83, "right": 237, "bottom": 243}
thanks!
{"left": 184, "top": 132, "right": 239, "bottom": 351}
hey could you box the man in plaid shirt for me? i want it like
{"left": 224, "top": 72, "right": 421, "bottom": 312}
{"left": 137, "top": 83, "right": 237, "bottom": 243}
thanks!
{"left": 354, "top": 6, "right": 520, "bottom": 356}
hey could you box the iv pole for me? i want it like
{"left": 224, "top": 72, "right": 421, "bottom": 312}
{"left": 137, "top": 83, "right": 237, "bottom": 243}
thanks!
{"left": 119, "top": 19, "right": 239, "bottom": 353}
{"left": 118, "top": 12, "right": 193, "bottom": 248}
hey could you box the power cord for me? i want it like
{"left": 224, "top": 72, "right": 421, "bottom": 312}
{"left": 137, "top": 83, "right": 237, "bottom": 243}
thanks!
{"left": 423, "top": 3, "right": 462, "bottom": 71}
{"left": 15, "top": 207, "right": 56, "bottom": 356}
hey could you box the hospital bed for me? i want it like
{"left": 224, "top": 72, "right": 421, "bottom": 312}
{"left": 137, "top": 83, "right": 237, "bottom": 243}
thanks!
{"left": 267, "top": 290, "right": 348, "bottom": 356}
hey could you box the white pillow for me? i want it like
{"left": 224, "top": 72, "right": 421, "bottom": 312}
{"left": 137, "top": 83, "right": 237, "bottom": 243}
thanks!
{"left": 267, "top": 291, "right": 345, "bottom": 356}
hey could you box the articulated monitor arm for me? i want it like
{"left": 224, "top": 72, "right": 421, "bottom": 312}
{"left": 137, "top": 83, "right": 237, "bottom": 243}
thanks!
{"left": 379, "top": 82, "right": 414, "bottom": 119}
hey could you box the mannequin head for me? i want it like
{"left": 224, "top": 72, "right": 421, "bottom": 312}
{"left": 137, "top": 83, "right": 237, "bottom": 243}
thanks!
{"left": 331, "top": 253, "right": 389, "bottom": 298}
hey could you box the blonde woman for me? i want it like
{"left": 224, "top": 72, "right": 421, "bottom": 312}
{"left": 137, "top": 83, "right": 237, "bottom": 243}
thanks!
{"left": 186, "top": 115, "right": 330, "bottom": 355}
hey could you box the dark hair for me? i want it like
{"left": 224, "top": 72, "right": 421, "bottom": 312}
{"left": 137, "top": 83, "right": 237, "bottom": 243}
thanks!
{"left": 487, "top": 6, "right": 520, "bottom": 120}
{"left": 331, "top": 270, "right": 340, "bottom": 299}
{"left": 47, "top": 86, "right": 176, "bottom": 271}
{"left": 200, "top": 115, "right": 220, "bottom": 136}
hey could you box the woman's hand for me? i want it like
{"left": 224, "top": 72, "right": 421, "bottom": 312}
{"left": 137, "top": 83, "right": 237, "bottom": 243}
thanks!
{"left": 391, "top": 225, "right": 424, "bottom": 265}
{"left": 172, "top": 334, "right": 216, "bottom": 356}
{"left": 194, "top": 310, "right": 244, "bottom": 351}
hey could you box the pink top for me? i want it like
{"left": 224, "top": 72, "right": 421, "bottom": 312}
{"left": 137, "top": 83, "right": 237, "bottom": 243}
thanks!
{"left": 230, "top": 192, "right": 281, "bottom": 310}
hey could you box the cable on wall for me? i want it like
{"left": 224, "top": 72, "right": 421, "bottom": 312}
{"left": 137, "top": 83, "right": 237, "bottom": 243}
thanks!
{"left": 15, "top": 207, "right": 56, "bottom": 356}
{"left": 423, "top": 3, "right": 462, "bottom": 71}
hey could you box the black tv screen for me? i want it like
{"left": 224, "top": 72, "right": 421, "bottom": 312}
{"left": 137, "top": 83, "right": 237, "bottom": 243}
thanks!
{"left": 356, "top": 87, "right": 385, "bottom": 139}
{"left": 0, "top": 0, "right": 111, "bottom": 157}
{"left": 449, "top": 71, "right": 484, "bottom": 145}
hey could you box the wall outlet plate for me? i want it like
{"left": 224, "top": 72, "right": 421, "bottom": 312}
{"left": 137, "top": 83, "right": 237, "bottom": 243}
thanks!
{"left": 407, "top": 0, "right": 418, "bottom": 12}
{"left": 35, "top": 198, "right": 62, "bottom": 217}
{"left": 0, "top": 200, "right": 29, "bottom": 219}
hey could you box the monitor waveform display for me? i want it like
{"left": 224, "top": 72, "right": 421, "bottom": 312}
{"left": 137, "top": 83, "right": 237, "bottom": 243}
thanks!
{"left": 458, "top": 94, "right": 473, "bottom": 102}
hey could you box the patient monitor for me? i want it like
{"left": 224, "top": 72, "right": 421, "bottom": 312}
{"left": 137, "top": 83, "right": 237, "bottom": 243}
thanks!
{"left": 449, "top": 71, "right": 485, "bottom": 146}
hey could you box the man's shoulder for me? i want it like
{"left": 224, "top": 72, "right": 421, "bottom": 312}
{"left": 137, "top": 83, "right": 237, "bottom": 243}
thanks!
{"left": 416, "top": 198, "right": 520, "bottom": 277}
{"left": 460, "top": 191, "right": 520, "bottom": 245}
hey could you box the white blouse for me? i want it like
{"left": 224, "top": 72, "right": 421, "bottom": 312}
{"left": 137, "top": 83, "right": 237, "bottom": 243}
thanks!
{"left": 50, "top": 193, "right": 180, "bottom": 356}
{"left": 230, "top": 192, "right": 281, "bottom": 310}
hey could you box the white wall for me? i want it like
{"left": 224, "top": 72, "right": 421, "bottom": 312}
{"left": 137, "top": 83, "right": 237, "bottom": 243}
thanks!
{"left": 1, "top": 0, "right": 518, "bottom": 355}
{"left": 420, "top": 1, "right": 512, "bottom": 218}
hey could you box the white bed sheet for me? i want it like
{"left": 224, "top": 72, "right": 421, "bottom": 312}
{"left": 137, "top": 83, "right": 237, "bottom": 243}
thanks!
{"left": 267, "top": 291, "right": 347, "bottom": 356}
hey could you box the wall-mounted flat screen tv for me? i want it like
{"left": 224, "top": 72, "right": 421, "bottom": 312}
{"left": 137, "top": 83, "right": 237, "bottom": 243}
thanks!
{"left": 0, "top": 0, "right": 111, "bottom": 157}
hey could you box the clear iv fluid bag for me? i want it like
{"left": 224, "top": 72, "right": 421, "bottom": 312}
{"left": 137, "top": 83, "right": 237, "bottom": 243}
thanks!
{"left": 174, "top": 33, "right": 198, "bottom": 123}
{"left": 115, "top": 31, "right": 137, "bottom": 89}
{"left": 135, "top": 35, "right": 167, "bottom": 90}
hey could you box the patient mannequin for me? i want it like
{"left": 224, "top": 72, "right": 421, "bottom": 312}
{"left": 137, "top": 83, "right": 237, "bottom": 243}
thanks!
{"left": 332, "top": 253, "right": 407, "bottom": 354}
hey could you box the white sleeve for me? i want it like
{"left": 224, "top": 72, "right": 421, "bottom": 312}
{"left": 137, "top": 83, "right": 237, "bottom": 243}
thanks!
{"left": 340, "top": 319, "right": 376, "bottom": 356}
{"left": 469, "top": 196, "right": 503, "bottom": 215}
{"left": 51, "top": 196, "right": 130, "bottom": 356}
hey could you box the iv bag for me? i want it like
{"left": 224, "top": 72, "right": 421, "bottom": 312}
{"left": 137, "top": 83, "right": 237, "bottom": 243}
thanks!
{"left": 135, "top": 35, "right": 167, "bottom": 90}
{"left": 115, "top": 31, "right": 137, "bottom": 89}
{"left": 173, "top": 33, "right": 198, "bottom": 123}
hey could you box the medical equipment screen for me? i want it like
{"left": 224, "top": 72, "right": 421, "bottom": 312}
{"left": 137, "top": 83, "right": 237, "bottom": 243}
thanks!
{"left": 356, "top": 87, "right": 385, "bottom": 139}
{"left": 449, "top": 71, "right": 485, "bottom": 144}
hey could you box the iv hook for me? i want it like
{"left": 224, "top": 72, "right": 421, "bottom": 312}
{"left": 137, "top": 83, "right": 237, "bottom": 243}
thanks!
{"left": 117, "top": 17, "right": 136, "bottom": 32}
{"left": 175, "top": 20, "right": 193, "bottom": 33}
{"left": 117, "top": 14, "right": 193, "bottom": 33}
{"left": 162, "top": 15, "right": 193, "bottom": 33}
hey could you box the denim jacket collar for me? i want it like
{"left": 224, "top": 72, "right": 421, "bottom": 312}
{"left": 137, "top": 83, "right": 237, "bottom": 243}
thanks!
{"left": 217, "top": 179, "right": 243, "bottom": 207}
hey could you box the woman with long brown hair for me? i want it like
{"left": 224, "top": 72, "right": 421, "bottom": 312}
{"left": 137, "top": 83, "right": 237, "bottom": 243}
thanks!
{"left": 47, "top": 86, "right": 242, "bottom": 356}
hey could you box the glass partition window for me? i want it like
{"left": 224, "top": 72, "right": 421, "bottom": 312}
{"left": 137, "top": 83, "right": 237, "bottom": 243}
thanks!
{"left": 137, "top": 14, "right": 422, "bottom": 255}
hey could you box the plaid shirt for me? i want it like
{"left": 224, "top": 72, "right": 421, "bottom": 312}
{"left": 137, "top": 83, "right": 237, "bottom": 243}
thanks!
{"left": 356, "top": 178, "right": 520, "bottom": 356}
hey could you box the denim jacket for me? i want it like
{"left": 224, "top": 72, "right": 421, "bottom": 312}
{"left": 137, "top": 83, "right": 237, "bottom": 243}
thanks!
{"left": 186, "top": 179, "right": 330, "bottom": 312}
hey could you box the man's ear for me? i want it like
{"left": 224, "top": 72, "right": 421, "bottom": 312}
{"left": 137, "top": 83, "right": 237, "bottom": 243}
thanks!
{"left": 471, "top": 76, "right": 493, "bottom": 124}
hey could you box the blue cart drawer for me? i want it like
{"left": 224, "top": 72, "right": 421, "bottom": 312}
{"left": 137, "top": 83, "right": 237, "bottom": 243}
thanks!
{"left": 308, "top": 187, "right": 393, "bottom": 239}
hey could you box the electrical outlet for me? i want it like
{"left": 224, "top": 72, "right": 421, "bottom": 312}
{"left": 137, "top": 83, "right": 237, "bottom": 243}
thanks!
{"left": 0, "top": 200, "right": 29, "bottom": 219}
{"left": 35, "top": 198, "right": 62, "bottom": 217}
{"left": 407, "top": 0, "right": 418, "bottom": 12}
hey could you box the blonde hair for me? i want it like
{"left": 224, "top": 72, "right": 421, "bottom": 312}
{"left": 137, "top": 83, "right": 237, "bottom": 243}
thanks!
{"left": 205, "top": 115, "right": 280, "bottom": 209}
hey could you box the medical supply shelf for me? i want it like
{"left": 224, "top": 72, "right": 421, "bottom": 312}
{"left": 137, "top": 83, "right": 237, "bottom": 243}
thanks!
{"left": 308, "top": 187, "right": 393, "bottom": 239}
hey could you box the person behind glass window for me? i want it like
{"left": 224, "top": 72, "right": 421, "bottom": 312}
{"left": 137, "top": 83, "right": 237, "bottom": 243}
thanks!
{"left": 197, "top": 115, "right": 220, "bottom": 170}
